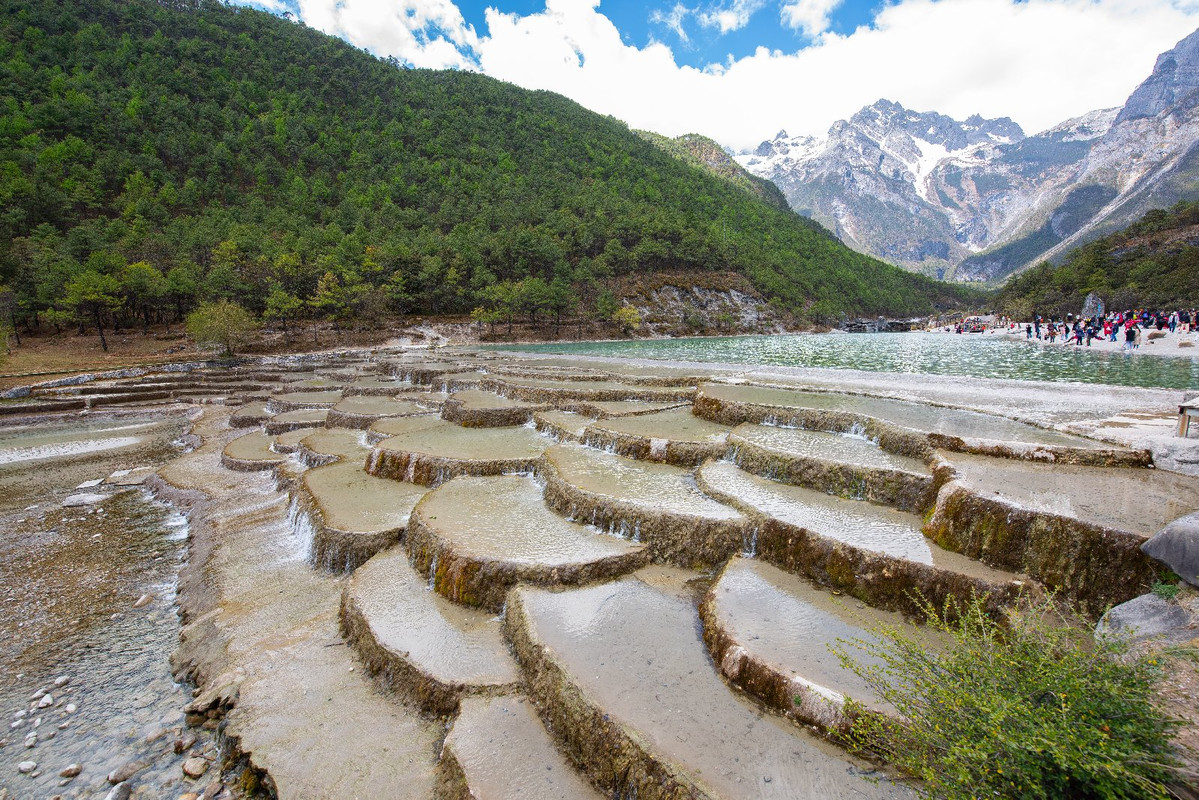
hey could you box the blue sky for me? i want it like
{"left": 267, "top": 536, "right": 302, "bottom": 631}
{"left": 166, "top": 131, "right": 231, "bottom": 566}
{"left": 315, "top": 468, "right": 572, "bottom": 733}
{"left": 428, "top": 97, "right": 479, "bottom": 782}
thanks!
{"left": 241, "top": 0, "right": 1199, "bottom": 150}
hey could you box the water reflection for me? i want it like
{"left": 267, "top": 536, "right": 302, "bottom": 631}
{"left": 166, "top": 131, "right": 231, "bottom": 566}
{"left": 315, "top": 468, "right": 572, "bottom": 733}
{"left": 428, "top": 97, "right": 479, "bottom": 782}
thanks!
{"left": 502, "top": 332, "right": 1199, "bottom": 389}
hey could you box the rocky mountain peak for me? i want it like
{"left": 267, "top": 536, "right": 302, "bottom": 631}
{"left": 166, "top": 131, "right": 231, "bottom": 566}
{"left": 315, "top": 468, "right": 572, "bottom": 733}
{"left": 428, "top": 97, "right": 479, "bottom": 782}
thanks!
{"left": 1116, "top": 27, "right": 1199, "bottom": 123}
{"left": 843, "top": 99, "right": 1023, "bottom": 151}
{"left": 737, "top": 28, "right": 1199, "bottom": 282}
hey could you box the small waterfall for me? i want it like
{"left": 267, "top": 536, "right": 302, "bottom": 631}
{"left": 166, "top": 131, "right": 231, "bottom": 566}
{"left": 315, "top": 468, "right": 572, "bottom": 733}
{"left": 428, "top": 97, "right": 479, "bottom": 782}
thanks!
{"left": 287, "top": 496, "right": 315, "bottom": 563}
{"left": 843, "top": 422, "right": 878, "bottom": 444}
{"left": 403, "top": 457, "right": 416, "bottom": 484}
{"left": 741, "top": 526, "right": 759, "bottom": 558}
{"left": 849, "top": 475, "right": 867, "bottom": 500}
{"left": 648, "top": 438, "right": 669, "bottom": 460}
{"left": 427, "top": 552, "right": 439, "bottom": 591}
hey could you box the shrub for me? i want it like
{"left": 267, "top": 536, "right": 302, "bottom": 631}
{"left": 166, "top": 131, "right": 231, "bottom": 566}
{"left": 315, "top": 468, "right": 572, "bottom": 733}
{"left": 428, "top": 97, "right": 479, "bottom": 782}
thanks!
{"left": 186, "top": 300, "right": 257, "bottom": 357}
{"left": 611, "top": 305, "right": 641, "bottom": 333}
{"left": 832, "top": 592, "right": 1182, "bottom": 799}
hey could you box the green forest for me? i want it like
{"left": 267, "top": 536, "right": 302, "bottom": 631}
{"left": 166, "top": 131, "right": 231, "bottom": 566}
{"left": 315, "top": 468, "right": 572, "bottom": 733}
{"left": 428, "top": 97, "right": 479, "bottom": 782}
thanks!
{"left": 996, "top": 201, "right": 1199, "bottom": 319}
{"left": 0, "top": 0, "right": 975, "bottom": 347}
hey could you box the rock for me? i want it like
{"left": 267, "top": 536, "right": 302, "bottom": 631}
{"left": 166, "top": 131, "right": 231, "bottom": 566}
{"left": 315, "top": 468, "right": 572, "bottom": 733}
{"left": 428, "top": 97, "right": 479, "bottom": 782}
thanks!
{"left": 75, "top": 479, "right": 104, "bottom": 489}
{"left": 182, "top": 757, "right": 209, "bottom": 779}
{"left": 106, "top": 759, "right": 148, "bottom": 784}
{"left": 52, "top": 676, "right": 70, "bottom": 688}
{"left": 1147, "top": 330, "right": 1167, "bottom": 340}
{"left": 174, "top": 733, "right": 197, "bottom": 754}
{"left": 38, "top": 693, "right": 54, "bottom": 708}
{"left": 132, "top": 594, "right": 154, "bottom": 608}
{"left": 59, "top": 763, "right": 82, "bottom": 778}
{"left": 1180, "top": 340, "right": 1195, "bottom": 348}
{"left": 64, "top": 703, "right": 77, "bottom": 714}
{"left": 9, "top": 720, "right": 22, "bottom": 730}
{"left": 17, "top": 760, "right": 36, "bottom": 774}
{"left": 1096, "top": 593, "right": 1196, "bottom": 643}
{"left": 23, "top": 732, "right": 37, "bottom": 748}
{"left": 13, "top": 710, "right": 26, "bottom": 720}
{"left": 104, "top": 783, "right": 132, "bottom": 800}
{"left": 61, "top": 493, "right": 107, "bottom": 508}
{"left": 1142, "top": 511, "right": 1199, "bottom": 587}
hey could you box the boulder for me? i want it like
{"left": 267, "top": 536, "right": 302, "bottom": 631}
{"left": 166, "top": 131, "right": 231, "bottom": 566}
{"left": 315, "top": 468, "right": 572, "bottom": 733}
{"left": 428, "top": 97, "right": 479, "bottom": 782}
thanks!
{"left": 1142, "top": 511, "right": 1199, "bottom": 586}
{"left": 1095, "top": 593, "right": 1195, "bottom": 643}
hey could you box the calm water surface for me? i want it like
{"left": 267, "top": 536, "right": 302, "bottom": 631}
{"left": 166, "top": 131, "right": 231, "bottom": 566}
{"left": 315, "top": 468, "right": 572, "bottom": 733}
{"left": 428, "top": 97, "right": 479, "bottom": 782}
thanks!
{"left": 504, "top": 332, "right": 1199, "bottom": 390}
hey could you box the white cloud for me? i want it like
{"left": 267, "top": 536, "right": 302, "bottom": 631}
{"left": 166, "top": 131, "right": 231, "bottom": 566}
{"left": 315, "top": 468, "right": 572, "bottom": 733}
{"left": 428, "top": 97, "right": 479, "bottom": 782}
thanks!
{"left": 296, "top": 0, "right": 480, "bottom": 69}
{"left": 474, "top": 0, "right": 1199, "bottom": 150}
{"left": 284, "top": 0, "right": 1199, "bottom": 151}
{"left": 649, "top": 3, "right": 692, "bottom": 41}
{"left": 779, "top": 0, "right": 843, "bottom": 36}
{"left": 697, "top": 0, "right": 769, "bottom": 34}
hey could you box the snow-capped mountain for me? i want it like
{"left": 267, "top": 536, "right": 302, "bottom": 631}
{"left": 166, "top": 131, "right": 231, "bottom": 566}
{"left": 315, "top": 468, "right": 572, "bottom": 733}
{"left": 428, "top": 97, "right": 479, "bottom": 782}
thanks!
{"left": 738, "top": 28, "right": 1199, "bottom": 282}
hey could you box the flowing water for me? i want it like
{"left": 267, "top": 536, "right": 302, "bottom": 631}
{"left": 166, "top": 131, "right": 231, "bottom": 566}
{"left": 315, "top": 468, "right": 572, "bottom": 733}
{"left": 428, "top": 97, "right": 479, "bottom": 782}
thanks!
{"left": 502, "top": 332, "right": 1199, "bottom": 389}
{"left": 0, "top": 413, "right": 227, "bottom": 799}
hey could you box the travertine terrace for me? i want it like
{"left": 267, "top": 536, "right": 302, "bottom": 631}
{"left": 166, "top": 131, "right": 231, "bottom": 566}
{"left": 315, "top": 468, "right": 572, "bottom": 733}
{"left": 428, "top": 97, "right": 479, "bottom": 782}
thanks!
{"left": 12, "top": 346, "right": 1196, "bottom": 798}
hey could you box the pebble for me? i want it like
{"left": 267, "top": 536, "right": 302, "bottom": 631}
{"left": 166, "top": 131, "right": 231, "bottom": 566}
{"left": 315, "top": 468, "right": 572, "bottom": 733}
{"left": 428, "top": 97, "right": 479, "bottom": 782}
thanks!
{"left": 107, "top": 759, "right": 148, "bottom": 784}
{"left": 182, "top": 757, "right": 209, "bottom": 779}
{"left": 59, "top": 763, "right": 82, "bottom": 778}
{"left": 174, "top": 733, "right": 198, "bottom": 754}
{"left": 23, "top": 732, "right": 37, "bottom": 748}
{"left": 133, "top": 593, "right": 154, "bottom": 608}
{"left": 9, "top": 720, "right": 22, "bottom": 730}
{"left": 53, "top": 675, "right": 70, "bottom": 688}
{"left": 38, "top": 693, "right": 54, "bottom": 708}
{"left": 17, "top": 760, "right": 36, "bottom": 773}
{"left": 64, "top": 703, "right": 77, "bottom": 714}
{"left": 13, "top": 710, "right": 26, "bottom": 720}
{"left": 62, "top": 492, "right": 108, "bottom": 507}
{"left": 104, "top": 783, "right": 132, "bottom": 800}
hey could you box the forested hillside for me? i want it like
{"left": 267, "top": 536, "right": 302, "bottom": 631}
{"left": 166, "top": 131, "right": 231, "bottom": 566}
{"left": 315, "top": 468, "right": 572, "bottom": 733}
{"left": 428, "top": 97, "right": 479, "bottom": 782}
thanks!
{"left": 0, "top": 0, "right": 972, "bottom": 342}
{"left": 996, "top": 201, "right": 1199, "bottom": 318}
{"left": 635, "top": 131, "right": 792, "bottom": 213}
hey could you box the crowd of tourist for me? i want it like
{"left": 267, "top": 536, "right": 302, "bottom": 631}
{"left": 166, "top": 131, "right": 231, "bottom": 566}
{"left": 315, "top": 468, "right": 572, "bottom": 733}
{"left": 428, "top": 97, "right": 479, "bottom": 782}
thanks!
{"left": 1018, "top": 309, "right": 1198, "bottom": 350}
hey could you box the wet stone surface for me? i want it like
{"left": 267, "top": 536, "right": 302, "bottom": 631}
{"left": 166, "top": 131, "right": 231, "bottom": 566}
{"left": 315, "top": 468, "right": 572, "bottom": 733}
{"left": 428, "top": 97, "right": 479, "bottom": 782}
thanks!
{"left": 943, "top": 451, "right": 1199, "bottom": 536}
{"left": 0, "top": 417, "right": 228, "bottom": 799}
{"left": 3, "top": 348, "right": 1196, "bottom": 800}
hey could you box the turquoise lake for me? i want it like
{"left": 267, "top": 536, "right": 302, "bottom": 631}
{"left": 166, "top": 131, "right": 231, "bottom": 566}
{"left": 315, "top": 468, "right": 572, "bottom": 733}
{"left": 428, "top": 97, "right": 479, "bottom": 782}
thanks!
{"left": 501, "top": 332, "right": 1199, "bottom": 390}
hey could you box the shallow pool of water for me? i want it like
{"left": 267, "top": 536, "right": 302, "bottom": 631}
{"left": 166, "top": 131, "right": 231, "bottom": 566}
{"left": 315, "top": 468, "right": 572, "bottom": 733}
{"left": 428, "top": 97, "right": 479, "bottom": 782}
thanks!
{"left": 501, "top": 332, "right": 1199, "bottom": 389}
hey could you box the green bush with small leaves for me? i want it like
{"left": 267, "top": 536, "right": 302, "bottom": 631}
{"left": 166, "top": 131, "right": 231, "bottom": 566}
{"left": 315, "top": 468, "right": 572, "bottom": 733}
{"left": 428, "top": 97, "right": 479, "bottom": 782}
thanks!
{"left": 186, "top": 300, "right": 257, "bottom": 357}
{"left": 833, "top": 592, "right": 1183, "bottom": 800}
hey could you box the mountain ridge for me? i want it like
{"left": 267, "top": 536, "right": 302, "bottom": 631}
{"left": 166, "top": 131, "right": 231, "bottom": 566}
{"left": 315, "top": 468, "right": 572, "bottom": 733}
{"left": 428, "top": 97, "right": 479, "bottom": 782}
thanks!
{"left": 739, "top": 28, "right": 1199, "bottom": 284}
{"left": 0, "top": 0, "right": 973, "bottom": 339}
